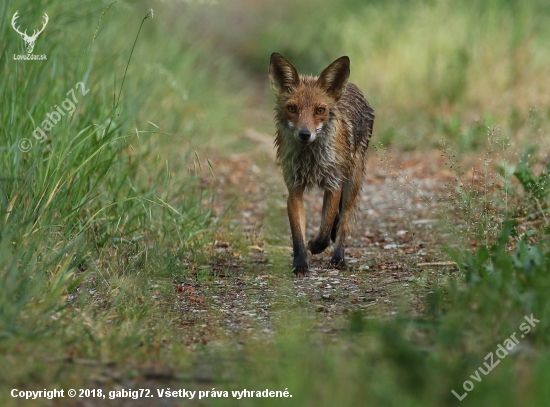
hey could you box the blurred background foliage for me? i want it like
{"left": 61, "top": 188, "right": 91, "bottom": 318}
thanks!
{"left": 4, "top": 0, "right": 549, "bottom": 150}
{"left": 157, "top": 0, "right": 550, "bottom": 149}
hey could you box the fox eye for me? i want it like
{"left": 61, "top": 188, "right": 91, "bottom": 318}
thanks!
{"left": 316, "top": 107, "right": 326, "bottom": 115}
{"left": 287, "top": 105, "right": 297, "bottom": 113}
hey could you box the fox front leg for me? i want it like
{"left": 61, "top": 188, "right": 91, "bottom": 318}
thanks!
{"left": 287, "top": 188, "right": 308, "bottom": 275}
{"left": 308, "top": 187, "right": 342, "bottom": 255}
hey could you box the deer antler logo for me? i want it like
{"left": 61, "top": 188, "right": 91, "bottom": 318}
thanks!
{"left": 11, "top": 11, "right": 49, "bottom": 54}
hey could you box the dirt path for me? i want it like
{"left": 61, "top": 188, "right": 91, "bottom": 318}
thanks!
{"left": 174, "top": 134, "right": 459, "bottom": 346}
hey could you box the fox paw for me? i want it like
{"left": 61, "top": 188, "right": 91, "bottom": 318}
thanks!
{"left": 308, "top": 237, "right": 330, "bottom": 255}
{"left": 293, "top": 266, "right": 310, "bottom": 277}
{"left": 292, "top": 258, "right": 309, "bottom": 277}
{"left": 329, "top": 257, "right": 346, "bottom": 270}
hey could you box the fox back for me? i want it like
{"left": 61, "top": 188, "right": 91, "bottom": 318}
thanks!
{"left": 269, "top": 53, "right": 374, "bottom": 192}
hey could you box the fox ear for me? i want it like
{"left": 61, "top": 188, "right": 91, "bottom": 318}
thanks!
{"left": 269, "top": 53, "right": 300, "bottom": 96}
{"left": 318, "top": 56, "right": 350, "bottom": 100}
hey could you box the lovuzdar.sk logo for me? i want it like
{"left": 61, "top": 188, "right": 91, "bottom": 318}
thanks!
{"left": 11, "top": 10, "right": 48, "bottom": 61}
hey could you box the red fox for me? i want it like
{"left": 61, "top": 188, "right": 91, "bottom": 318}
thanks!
{"left": 269, "top": 53, "right": 374, "bottom": 275}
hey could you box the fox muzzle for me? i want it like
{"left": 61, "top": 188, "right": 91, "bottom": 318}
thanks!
{"left": 298, "top": 128, "right": 311, "bottom": 142}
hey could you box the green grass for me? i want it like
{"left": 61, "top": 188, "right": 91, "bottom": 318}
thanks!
{"left": 1, "top": 0, "right": 550, "bottom": 406}
{"left": 1, "top": 0, "right": 241, "bottom": 400}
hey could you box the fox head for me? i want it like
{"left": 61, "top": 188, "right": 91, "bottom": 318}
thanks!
{"left": 269, "top": 53, "right": 350, "bottom": 144}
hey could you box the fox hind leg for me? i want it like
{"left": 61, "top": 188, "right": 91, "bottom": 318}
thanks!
{"left": 330, "top": 164, "right": 363, "bottom": 268}
{"left": 330, "top": 196, "right": 343, "bottom": 242}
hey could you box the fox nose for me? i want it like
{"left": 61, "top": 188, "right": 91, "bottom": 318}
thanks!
{"left": 298, "top": 129, "right": 311, "bottom": 141}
